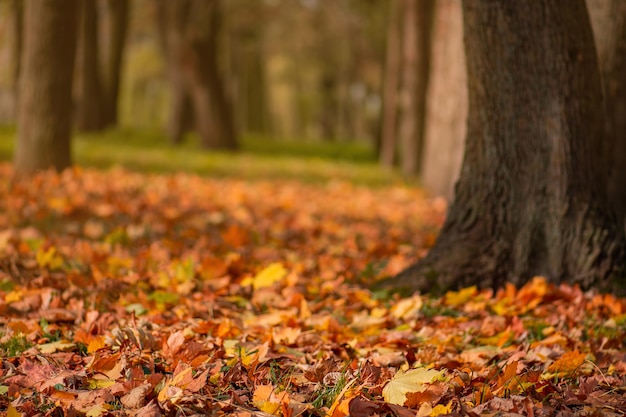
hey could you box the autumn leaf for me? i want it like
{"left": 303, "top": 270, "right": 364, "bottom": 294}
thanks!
{"left": 382, "top": 368, "right": 445, "bottom": 406}
{"left": 37, "top": 340, "right": 76, "bottom": 354}
{"left": 242, "top": 262, "right": 288, "bottom": 290}
{"left": 252, "top": 384, "right": 290, "bottom": 415}
{"left": 544, "top": 350, "right": 587, "bottom": 379}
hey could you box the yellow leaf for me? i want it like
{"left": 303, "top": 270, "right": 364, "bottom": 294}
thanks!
{"left": 250, "top": 263, "right": 288, "bottom": 290}
{"left": 544, "top": 350, "right": 587, "bottom": 379}
{"left": 390, "top": 295, "right": 423, "bottom": 319}
{"left": 7, "top": 404, "right": 23, "bottom": 417}
{"left": 5, "top": 290, "right": 22, "bottom": 303}
{"left": 444, "top": 286, "right": 477, "bottom": 306}
{"left": 431, "top": 401, "right": 454, "bottom": 416}
{"left": 252, "top": 385, "right": 288, "bottom": 415}
{"left": 36, "top": 246, "right": 64, "bottom": 270}
{"left": 382, "top": 368, "right": 445, "bottom": 406}
{"left": 87, "top": 336, "right": 106, "bottom": 353}
{"left": 87, "top": 379, "right": 116, "bottom": 389}
{"left": 86, "top": 405, "right": 110, "bottom": 417}
{"left": 38, "top": 340, "right": 76, "bottom": 354}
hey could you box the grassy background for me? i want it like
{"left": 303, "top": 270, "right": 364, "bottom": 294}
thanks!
{"left": 0, "top": 126, "right": 409, "bottom": 187}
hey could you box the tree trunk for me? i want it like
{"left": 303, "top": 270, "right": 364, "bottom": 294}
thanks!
{"left": 15, "top": 0, "right": 79, "bottom": 175}
{"left": 386, "top": 0, "right": 626, "bottom": 295}
{"left": 587, "top": 0, "right": 626, "bottom": 229}
{"left": 76, "top": 0, "right": 105, "bottom": 131}
{"left": 379, "top": 0, "right": 402, "bottom": 167}
{"left": 11, "top": 0, "right": 24, "bottom": 111}
{"left": 420, "top": 0, "right": 467, "bottom": 201}
{"left": 398, "top": 0, "right": 434, "bottom": 176}
{"left": 158, "top": 0, "right": 237, "bottom": 149}
{"left": 101, "top": 0, "right": 129, "bottom": 127}
{"left": 156, "top": 0, "right": 194, "bottom": 144}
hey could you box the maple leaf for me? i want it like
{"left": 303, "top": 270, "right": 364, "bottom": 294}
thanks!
{"left": 382, "top": 368, "right": 445, "bottom": 406}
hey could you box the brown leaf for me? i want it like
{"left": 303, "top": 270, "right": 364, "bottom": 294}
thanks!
{"left": 121, "top": 384, "right": 153, "bottom": 409}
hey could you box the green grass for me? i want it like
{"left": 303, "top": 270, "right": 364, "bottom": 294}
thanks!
{"left": 0, "top": 126, "right": 408, "bottom": 186}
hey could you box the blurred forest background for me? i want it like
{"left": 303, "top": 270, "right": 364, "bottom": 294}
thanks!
{"left": 0, "top": 0, "right": 468, "bottom": 197}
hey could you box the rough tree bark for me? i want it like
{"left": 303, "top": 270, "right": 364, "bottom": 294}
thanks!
{"left": 379, "top": 0, "right": 402, "bottom": 167}
{"left": 158, "top": 0, "right": 237, "bottom": 149}
{"left": 15, "top": 0, "right": 79, "bottom": 175}
{"left": 420, "top": 0, "right": 467, "bottom": 201}
{"left": 385, "top": 0, "right": 626, "bottom": 295}
{"left": 587, "top": 0, "right": 626, "bottom": 229}
{"left": 398, "top": 0, "right": 434, "bottom": 176}
{"left": 101, "top": 0, "right": 129, "bottom": 127}
{"left": 76, "top": 0, "right": 105, "bottom": 131}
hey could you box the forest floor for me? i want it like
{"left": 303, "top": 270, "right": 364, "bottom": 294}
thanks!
{"left": 0, "top": 132, "right": 625, "bottom": 416}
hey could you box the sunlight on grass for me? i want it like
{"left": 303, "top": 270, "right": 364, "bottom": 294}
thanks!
{"left": 0, "top": 126, "right": 408, "bottom": 186}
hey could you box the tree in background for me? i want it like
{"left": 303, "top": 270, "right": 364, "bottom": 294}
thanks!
{"left": 379, "top": 0, "right": 402, "bottom": 168}
{"left": 223, "top": 0, "right": 272, "bottom": 136}
{"left": 588, "top": 0, "right": 626, "bottom": 228}
{"left": 15, "top": 0, "right": 79, "bottom": 174}
{"left": 420, "top": 0, "right": 467, "bottom": 201}
{"left": 101, "top": 0, "right": 130, "bottom": 127}
{"left": 75, "top": 0, "right": 129, "bottom": 131}
{"left": 10, "top": 0, "right": 23, "bottom": 112}
{"left": 157, "top": 0, "right": 237, "bottom": 149}
{"left": 76, "top": 0, "right": 105, "bottom": 131}
{"left": 386, "top": 0, "right": 625, "bottom": 294}
{"left": 379, "top": 0, "right": 434, "bottom": 175}
{"left": 397, "top": 0, "right": 434, "bottom": 176}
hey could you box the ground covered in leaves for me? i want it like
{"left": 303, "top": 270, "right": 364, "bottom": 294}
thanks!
{"left": 0, "top": 163, "right": 625, "bottom": 417}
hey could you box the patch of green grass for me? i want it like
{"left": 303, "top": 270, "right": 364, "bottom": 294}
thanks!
{"left": 0, "top": 335, "right": 32, "bottom": 357}
{"left": 0, "top": 126, "right": 409, "bottom": 187}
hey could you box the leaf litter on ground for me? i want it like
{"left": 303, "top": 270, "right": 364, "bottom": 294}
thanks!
{"left": 0, "top": 163, "right": 624, "bottom": 416}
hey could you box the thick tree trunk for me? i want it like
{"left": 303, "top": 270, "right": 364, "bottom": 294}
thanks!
{"left": 379, "top": 0, "right": 402, "bottom": 167}
{"left": 76, "top": 0, "right": 105, "bottom": 131}
{"left": 101, "top": 0, "right": 129, "bottom": 127}
{"left": 158, "top": 0, "right": 237, "bottom": 149}
{"left": 587, "top": 0, "right": 626, "bottom": 229}
{"left": 398, "top": 0, "right": 434, "bottom": 176}
{"left": 15, "top": 0, "right": 79, "bottom": 175}
{"left": 420, "top": 0, "right": 467, "bottom": 201}
{"left": 386, "top": 0, "right": 625, "bottom": 295}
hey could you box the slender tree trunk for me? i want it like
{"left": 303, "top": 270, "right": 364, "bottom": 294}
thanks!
{"left": 101, "top": 0, "right": 129, "bottom": 127}
{"left": 76, "top": 0, "right": 105, "bottom": 131}
{"left": 587, "top": 0, "right": 626, "bottom": 228}
{"left": 158, "top": 0, "right": 237, "bottom": 149}
{"left": 15, "top": 0, "right": 79, "bottom": 175}
{"left": 398, "top": 0, "right": 434, "bottom": 176}
{"left": 11, "top": 0, "right": 24, "bottom": 111}
{"left": 379, "top": 0, "right": 402, "bottom": 167}
{"left": 421, "top": 0, "right": 467, "bottom": 201}
{"left": 185, "top": 0, "right": 237, "bottom": 149}
{"left": 156, "top": 0, "right": 194, "bottom": 144}
{"left": 387, "top": 0, "right": 625, "bottom": 295}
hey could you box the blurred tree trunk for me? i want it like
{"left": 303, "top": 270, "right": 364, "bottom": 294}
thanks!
{"left": 15, "top": 0, "right": 79, "bottom": 175}
{"left": 157, "top": 0, "right": 237, "bottom": 149}
{"left": 588, "top": 0, "right": 626, "bottom": 228}
{"left": 398, "top": 0, "right": 434, "bottom": 176}
{"left": 238, "top": 30, "right": 272, "bottom": 136}
{"left": 319, "top": 74, "right": 338, "bottom": 141}
{"left": 11, "top": 0, "right": 24, "bottom": 110}
{"left": 76, "top": 0, "right": 105, "bottom": 131}
{"left": 156, "top": 0, "right": 194, "bottom": 144}
{"left": 379, "top": 0, "right": 402, "bottom": 167}
{"left": 386, "top": 0, "right": 625, "bottom": 294}
{"left": 421, "top": 0, "right": 467, "bottom": 201}
{"left": 101, "top": 0, "right": 129, "bottom": 127}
